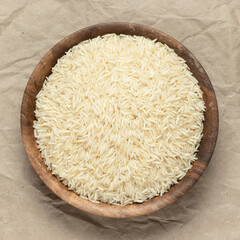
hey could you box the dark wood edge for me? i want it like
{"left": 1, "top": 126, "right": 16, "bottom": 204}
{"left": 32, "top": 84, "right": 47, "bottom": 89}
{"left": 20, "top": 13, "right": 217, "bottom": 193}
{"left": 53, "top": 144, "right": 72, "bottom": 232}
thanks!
{"left": 21, "top": 22, "right": 219, "bottom": 218}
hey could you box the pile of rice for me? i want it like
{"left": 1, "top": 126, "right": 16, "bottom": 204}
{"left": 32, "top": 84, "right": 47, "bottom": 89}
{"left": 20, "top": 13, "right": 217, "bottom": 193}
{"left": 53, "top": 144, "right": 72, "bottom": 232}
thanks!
{"left": 34, "top": 34, "right": 205, "bottom": 205}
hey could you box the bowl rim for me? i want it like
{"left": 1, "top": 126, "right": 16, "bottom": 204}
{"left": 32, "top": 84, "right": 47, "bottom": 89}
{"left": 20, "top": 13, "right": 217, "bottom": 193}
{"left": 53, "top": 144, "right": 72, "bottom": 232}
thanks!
{"left": 21, "top": 22, "right": 219, "bottom": 218}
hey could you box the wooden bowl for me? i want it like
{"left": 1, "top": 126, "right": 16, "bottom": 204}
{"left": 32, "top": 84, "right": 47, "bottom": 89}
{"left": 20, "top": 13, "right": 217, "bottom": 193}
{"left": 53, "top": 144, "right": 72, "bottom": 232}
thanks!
{"left": 21, "top": 23, "right": 218, "bottom": 218}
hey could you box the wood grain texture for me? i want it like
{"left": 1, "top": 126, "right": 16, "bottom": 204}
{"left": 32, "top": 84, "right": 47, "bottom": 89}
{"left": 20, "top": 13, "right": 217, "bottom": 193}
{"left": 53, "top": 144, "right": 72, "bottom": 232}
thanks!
{"left": 21, "top": 23, "right": 219, "bottom": 218}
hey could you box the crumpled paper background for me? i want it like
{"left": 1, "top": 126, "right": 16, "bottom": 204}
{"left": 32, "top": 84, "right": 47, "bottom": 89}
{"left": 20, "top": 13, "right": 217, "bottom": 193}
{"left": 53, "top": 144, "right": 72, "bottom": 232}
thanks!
{"left": 0, "top": 0, "right": 240, "bottom": 239}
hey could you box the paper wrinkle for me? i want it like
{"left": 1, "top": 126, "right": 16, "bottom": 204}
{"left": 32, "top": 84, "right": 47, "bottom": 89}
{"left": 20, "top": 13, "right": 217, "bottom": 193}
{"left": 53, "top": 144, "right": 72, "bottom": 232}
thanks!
{"left": 0, "top": 173, "right": 48, "bottom": 199}
{"left": 1, "top": 0, "right": 240, "bottom": 239}
{"left": 0, "top": 0, "right": 29, "bottom": 35}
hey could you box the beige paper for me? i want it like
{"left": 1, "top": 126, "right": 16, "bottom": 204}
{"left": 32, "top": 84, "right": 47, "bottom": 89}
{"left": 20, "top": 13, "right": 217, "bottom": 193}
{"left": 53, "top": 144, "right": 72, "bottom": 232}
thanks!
{"left": 1, "top": 0, "right": 240, "bottom": 239}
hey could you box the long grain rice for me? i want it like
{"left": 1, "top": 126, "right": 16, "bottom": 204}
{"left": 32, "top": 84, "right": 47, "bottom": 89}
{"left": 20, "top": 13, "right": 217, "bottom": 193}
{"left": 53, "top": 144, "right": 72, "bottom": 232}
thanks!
{"left": 34, "top": 34, "right": 205, "bottom": 205}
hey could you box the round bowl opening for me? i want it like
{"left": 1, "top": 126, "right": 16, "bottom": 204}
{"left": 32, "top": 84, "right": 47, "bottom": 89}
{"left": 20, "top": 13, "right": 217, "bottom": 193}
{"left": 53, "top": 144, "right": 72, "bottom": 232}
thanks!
{"left": 21, "top": 22, "right": 218, "bottom": 218}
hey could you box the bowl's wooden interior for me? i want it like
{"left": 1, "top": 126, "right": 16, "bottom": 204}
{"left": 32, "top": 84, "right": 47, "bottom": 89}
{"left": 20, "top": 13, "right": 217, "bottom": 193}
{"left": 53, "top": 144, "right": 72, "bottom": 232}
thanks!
{"left": 21, "top": 23, "right": 218, "bottom": 218}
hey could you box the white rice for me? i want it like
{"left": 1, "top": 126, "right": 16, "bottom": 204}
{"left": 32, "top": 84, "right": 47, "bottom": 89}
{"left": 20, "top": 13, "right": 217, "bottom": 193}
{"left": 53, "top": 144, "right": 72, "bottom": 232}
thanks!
{"left": 34, "top": 34, "right": 205, "bottom": 205}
